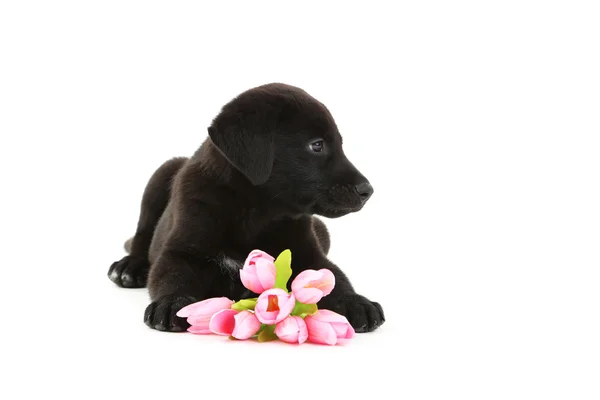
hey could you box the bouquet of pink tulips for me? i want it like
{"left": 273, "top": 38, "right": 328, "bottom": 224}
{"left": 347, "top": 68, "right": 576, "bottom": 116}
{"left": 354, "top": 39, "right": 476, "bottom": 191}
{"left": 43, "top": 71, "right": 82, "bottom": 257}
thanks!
{"left": 176, "top": 249, "right": 355, "bottom": 345}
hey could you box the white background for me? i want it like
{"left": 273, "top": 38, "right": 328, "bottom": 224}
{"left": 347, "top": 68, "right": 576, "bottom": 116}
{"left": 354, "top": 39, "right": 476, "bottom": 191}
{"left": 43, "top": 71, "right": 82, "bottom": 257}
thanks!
{"left": 1, "top": 1, "right": 599, "bottom": 399}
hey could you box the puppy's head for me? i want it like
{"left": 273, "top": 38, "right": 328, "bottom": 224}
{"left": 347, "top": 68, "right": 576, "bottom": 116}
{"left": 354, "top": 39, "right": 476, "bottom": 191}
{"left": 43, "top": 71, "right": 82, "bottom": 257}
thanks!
{"left": 208, "top": 83, "right": 373, "bottom": 218}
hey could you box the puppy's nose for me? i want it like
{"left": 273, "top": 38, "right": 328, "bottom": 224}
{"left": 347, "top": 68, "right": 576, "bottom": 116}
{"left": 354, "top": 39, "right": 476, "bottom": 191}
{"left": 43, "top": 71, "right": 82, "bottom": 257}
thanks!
{"left": 355, "top": 182, "right": 374, "bottom": 203}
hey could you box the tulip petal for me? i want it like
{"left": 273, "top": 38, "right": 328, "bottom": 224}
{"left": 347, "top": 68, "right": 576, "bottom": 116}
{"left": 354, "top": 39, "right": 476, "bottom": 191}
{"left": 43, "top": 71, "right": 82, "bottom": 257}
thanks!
{"left": 291, "top": 269, "right": 335, "bottom": 303}
{"left": 243, "top": 253, "right": 253, "bottom": 267}
{"left": 255, "top": 288, "right": 294, "bottom": 324}
{"left": 257, "top": 310, "right": 279, "bottom": 324}
{"left": 255, "top": 258, "right": 276, "bottom": 291}
{"left": 330, "top": 322, "right": 350, "bottom": 338}
{"left": 293, "top": 287, "right": 324, "bottom": 304}
{"left": 232, "top": 311, "right": 261, "bottom": 340}
{"left": 275, "top": 292, "right": 295, "bottom": 323}
{"left": 176, "top": 297, "right": 234, "bottom": 318}
{"left": 187, "top": 325, "right": 212, "bottom": 334}
{"left": 209, "top": 309, "right": 237, "bottom": 336}
{"left": 304, "top": 309, "right": 354, "bottom": 344}
{"left": 317, "top": 269, "right": 335, "bottom": 296}
{"left": 256, "top": 289, "right": 288, "bottom": 304}
{"left": 297, "top": 317, "right": 308, "bottom": 344}
{"left": 248, "top": 249, "right": 274, "bottom": 261}
{"left": 275, "top": 316, "right": 300, "bottom": 343}
{"left": 274, "top": 316, "right": 308, "bottom": 344}
{"left": 305, "top": 317, "right": 337, "bottom": 345}
{"left": 275, "top": 316, "right": 309, "bottom": 344}
{"left": 291, "top": 270, "right": 324, "bottom": 292}
{"left": 240, "top": 269, "right": 264, "bottom": 294}
{"left": 274, "top": 317, "right": 294, "bottom": 334}
{"left": 311, "top": 309, "right": 350, "bottom": 324}
{"left": 186, "top": 315, "right": 211, "bottom": 327}
{"left": 343, "top": 324, "right": 356, "bottom": 339}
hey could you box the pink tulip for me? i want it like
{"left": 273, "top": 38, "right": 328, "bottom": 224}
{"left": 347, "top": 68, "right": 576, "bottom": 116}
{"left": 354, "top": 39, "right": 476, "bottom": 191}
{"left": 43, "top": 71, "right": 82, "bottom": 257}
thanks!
{"left": 240, "top": 250, "right": 276, "bottom": 294}
{"left": 291, "top": 269, "right": 335, "bottom": 304}
{"left": 231, "top": 311, "right": 262, "bottom": 340}
{"left": 176, "top": 297, "right": 235, "bottom": 334}
{"left": 208, "top": 309, "right": 238, "bottom": 336}
{"left": 275, "top": 316, "right": 308, "bottom": 344}
{"left": 305, "top": 309, "right": 355, "bottom": 345}
{"left": 254, "top": 288, "right": 296, "bottom": 325}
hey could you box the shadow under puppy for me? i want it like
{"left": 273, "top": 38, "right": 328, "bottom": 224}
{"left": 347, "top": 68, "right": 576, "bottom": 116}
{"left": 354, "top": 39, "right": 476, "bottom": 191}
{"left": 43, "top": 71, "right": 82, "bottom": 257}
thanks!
{"left": 108, "top": 83, "right": 385, "bottom": 333}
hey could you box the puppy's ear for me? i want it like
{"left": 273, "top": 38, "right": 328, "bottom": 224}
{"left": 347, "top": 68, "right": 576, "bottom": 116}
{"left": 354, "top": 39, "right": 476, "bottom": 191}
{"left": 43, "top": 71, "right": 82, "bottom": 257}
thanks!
{"left": 208, "top": 112, "right": 275, "bottom": 185}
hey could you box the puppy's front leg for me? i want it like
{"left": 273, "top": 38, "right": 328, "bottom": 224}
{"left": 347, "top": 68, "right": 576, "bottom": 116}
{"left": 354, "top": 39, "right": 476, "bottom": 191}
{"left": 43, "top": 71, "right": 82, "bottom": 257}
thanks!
{"left": 143, "top": 251, "right": 209, "bottom": 332}
{"left": 287, "top": 223, "right": 385, "bottom": 332}
{"left": 143, "top": 208, "right": 232, "bottom": 332}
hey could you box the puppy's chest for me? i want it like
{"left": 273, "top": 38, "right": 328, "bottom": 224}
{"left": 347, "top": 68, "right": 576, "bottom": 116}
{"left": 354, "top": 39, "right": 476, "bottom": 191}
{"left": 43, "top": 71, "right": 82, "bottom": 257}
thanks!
{"left": 215, "top": 216, "right": 309, "bottom": 275}
{"left": 216, "top": 253, "right": 244, "bottom": 276}
{"left": 214, "top": 242, "right": 283, "bottom": 277}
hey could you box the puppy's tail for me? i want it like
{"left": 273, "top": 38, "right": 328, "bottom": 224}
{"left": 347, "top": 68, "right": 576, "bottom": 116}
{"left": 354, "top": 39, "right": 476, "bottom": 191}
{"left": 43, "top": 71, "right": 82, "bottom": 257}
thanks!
{"left": 123, "top": 237, "right": 133, "bottom": 254}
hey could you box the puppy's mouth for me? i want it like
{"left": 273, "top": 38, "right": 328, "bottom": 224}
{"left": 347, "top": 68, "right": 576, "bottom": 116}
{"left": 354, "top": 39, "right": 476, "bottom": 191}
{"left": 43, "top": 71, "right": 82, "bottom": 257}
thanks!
{"left": 308, "top": 184, "right": 372, "bottom": 218}
{"left": 311, "top": 198, "right": 365, "bottom": 219}
{"left": 316, "top": 206, "right": 363, "bottom": 219}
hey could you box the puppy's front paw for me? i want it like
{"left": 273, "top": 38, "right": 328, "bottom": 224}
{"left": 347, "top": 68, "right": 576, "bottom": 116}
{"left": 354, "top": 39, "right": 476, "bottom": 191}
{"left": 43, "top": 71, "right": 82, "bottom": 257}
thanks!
{"left": 108, "top": 255, "right": 149, "bottom": 288}
{"left": 144, "top": 295, "right": 196, "bottom": 332}
{"left": 330, "top": 294, "right": 385, "bottom": 333}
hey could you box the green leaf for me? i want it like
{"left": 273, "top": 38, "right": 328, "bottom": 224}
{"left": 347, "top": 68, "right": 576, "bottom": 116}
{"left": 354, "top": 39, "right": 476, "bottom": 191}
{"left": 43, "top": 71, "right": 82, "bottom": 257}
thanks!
{"left": 257, "top": 324, "right": 277, "bottom": 342}
{"left": 231, "top": 298, "right": 257, "bottom": 311}
{"left": 274, "top": 249, "right": 293, "bottom": 291}
{"left": 292, "top": 301, "right": 318, "bottom": 318}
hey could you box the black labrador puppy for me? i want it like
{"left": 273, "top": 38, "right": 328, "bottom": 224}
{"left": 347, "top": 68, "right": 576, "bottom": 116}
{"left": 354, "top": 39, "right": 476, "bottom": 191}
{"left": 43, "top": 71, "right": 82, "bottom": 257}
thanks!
{"left": 108, "top": 83, "right": 385, "bottom": 333}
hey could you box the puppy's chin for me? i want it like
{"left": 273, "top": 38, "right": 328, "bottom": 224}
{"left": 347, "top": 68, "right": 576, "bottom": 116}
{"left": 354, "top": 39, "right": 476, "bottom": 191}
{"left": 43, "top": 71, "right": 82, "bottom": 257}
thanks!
{"left": 312, "top": 204, "right": 363, "bottom": 219}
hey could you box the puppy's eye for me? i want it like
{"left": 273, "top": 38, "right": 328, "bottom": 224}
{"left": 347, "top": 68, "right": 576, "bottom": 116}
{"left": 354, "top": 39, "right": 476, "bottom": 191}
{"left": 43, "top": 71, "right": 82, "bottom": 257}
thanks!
{"left": 310, "top": 140, "right": 324, "bottom": 153}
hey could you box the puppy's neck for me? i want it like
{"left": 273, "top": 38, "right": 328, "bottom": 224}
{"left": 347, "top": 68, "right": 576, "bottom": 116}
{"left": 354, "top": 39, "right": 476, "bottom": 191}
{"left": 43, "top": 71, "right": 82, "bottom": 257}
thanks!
{"left": 192, "top": 139, "right": 237, "bottom": 183}
{"left": 192, "top": 139, "right": 306, "bottom": 222}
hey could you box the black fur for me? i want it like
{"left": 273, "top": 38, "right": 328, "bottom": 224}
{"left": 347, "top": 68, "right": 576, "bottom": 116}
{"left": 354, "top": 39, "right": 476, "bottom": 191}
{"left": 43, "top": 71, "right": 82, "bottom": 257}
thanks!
{"left": 108, "top": 83, "right": 385, "bottom": 333}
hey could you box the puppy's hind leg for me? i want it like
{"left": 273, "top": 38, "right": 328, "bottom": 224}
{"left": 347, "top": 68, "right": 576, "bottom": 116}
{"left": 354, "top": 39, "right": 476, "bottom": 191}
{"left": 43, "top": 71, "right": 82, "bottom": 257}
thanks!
{"left": 108, "top": 157, "right": 188, "bottom": 288}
